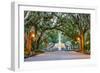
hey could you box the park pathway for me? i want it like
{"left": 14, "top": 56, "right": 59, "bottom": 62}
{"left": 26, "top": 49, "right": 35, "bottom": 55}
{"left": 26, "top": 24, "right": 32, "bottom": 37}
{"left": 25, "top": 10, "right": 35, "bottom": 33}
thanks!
{"left": 24, "top": 51, "right": 90, "bottom": 61}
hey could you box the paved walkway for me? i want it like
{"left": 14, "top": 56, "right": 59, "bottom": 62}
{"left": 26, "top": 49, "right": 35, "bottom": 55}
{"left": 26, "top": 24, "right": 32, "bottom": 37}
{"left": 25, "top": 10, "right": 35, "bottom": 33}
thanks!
{"left": 24, "top": 51, "right": 90, "bottom": 61}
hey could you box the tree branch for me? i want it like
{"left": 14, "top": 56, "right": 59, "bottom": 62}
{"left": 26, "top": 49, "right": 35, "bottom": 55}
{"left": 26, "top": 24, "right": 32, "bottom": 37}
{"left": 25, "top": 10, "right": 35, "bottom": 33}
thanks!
{"left": 24, "top": 11, "right": 30, "bottom": 20}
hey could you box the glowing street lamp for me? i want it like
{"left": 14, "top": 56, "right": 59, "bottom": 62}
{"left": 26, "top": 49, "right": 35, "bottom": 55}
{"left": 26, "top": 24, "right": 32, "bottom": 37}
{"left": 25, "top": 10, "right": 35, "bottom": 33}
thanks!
{"left": 86, "top": 41, "right": 89, "bottom": 44}
{"left": 32, "top": 33, "right": 35, "bottom": 38}
{"left": 76, "top": 37, "right": 80, "bottom": 51}
{"left": 76, "top": 37, "right": 80, "bottom": 46}
{"left": 77, "top": 37, "right": 80, "bottom": 42}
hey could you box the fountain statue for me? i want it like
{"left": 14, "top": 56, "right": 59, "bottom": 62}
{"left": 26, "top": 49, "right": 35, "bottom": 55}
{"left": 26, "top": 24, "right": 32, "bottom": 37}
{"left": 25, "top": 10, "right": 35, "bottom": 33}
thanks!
{"left": 49, "top": 31, "right": 66, "bottom": 51}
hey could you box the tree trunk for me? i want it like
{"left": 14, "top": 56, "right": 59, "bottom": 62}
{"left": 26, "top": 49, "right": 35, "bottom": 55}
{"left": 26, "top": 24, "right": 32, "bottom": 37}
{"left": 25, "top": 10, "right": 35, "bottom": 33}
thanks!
{"left": 44, "top": 38, "right": 48, "bottom": 48}
{"left": 33, "top": 26, "right": 37, "bottom": 51}
{"left": 80, "top": 32, "right": 85, "bottom": 53}
{"left": 26, "top": 37, "right": 32, "bottom": 54}
{"left": 35, "top": 32, "right": 44, "bottom": 50}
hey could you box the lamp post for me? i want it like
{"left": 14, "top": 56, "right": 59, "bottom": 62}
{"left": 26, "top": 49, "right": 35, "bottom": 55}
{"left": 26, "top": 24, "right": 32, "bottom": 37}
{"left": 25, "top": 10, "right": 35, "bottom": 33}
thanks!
{"left": 77, "top": 37, "right": 80, "bottom": 42}
{"left": 76, "top": 37, "right": 80, "bottom": 51}
{"left": 30, "top": 32, "right": 35, "bottom": 40}
{"left": 31, "top": 32, "right": 35, "bottom": 38}
{"left": 26, "top": 31, "right": 35, "bottom": 55}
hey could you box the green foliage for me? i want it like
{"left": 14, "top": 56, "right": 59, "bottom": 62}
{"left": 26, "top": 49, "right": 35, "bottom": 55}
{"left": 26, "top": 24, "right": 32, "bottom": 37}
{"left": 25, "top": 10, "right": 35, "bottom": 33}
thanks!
{"left": 39, "top": 41, "right": 46, "bottom": 49}
{"left": 84, "top": 30, "right": 90, "bottom": 54}
{"left": 46, "top": 30, "right": 58, "bottom": 43}
{"left": 24, "top": 11, "right": 90, "bottom": 53}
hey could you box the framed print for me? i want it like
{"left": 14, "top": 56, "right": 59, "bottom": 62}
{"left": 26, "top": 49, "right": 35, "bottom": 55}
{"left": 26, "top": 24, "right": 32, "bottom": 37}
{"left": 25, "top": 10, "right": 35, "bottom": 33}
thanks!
{"left": 11, "top": 2, "right": 96, "bottom": 71}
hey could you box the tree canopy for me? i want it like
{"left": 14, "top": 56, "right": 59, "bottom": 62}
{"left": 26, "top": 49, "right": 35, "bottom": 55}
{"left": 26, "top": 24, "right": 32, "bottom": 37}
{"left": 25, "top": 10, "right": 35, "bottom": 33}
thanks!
{"left": 24, "top": 11, "right": 90, "bottom": 55}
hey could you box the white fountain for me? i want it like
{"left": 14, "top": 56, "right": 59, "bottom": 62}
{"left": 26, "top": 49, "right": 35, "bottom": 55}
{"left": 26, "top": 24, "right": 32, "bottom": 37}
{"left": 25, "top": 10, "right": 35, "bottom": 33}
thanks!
{"left": 53, "top": 31, "right": 66, "bottom": 51}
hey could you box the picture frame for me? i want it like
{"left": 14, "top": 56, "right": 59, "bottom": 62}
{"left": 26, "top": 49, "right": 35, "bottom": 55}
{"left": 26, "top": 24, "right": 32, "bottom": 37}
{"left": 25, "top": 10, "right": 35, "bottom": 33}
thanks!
{"left": 11, "top": 2, "right": 96, "bottom": 71}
